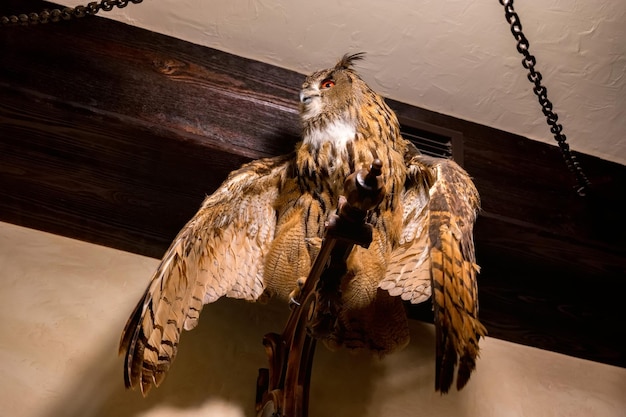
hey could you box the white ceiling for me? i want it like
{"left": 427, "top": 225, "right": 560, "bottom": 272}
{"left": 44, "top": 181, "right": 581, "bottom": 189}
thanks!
{"left": 60, "top": 0, "right": 626, "bottom": 165}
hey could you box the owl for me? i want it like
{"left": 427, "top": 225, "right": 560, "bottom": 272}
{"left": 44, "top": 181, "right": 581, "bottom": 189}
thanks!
{"left": 119, "top": 53, "right": 486, "bottom": 396}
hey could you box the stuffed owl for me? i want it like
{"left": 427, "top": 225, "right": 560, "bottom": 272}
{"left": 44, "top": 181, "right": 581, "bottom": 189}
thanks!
{"left": 119, "top": 53, "right": 486, "bottom": 396}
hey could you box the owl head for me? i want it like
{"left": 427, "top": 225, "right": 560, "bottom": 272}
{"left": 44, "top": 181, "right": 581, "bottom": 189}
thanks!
{"left": 299, "top": 52, "right": 369, "bottom": 124}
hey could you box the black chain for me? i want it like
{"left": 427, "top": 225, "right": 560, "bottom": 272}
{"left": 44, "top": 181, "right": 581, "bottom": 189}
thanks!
{"left": 1, "top": 0, "right": 143, "bottom": 27}
{"left": 499, "top": 0, "right": 590, "bottom": 196}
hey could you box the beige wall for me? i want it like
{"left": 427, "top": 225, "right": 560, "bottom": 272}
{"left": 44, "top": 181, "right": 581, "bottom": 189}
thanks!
{"left": 1, "top": 221, "right": 624, "bottom": 417}
{"left": 57, "top": 0, "right": 626, "bottom": 166}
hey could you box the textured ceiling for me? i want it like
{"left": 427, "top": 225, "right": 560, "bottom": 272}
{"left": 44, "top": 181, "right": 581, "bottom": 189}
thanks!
{"left": 59, "top": 0, "right": 626, "bottom": 165}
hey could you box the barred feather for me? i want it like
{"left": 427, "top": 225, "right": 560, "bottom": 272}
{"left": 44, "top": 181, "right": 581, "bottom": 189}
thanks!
{"left": 119, "top": 154, "right": 293, "bottom": 395}
{"left": 119, "top": 53, "right": 486, "bottom": 397}
{"left": 422, "top": 155, "right": 486, "bottom": 392}
{"left": 381, "top": 147, "right": 485, "bottom": 392}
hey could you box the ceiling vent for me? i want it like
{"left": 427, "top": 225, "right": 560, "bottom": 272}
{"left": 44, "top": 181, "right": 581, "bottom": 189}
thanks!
{"left": 399, "top": 118, "right": 464, "bottom": 166}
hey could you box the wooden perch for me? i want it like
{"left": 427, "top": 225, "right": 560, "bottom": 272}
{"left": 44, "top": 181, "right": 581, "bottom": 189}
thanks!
{"left": 256, "top": 161, "right": 385, "bottom": 417}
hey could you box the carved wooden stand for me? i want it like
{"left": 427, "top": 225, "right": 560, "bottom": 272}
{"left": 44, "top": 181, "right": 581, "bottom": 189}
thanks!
{"left": 255, "top": 160, "right": 385, "bottom": 417}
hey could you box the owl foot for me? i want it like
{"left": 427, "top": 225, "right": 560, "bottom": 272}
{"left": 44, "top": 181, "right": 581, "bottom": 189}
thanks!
{"left": 288, "top": 277, "right": 306, "bottom": 308}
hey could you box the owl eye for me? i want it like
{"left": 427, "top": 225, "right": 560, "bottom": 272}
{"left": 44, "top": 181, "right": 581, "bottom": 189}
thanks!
{"left": 320, "top": 79, "right": 335, "bottom": 89}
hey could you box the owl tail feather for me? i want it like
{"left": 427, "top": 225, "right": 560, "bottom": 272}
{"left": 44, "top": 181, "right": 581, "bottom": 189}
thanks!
{"left": 456, "top": 351, "right": 478, "bottom": 391}
{"left": 435, "top": 329, "right": 457, "bottom": 394}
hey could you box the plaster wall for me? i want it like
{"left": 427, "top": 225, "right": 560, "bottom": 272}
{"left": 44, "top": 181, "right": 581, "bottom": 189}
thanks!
{"left": 1, "top": 221, "right": 625, "bottom": 417}
{"left": 55, "top": 0, "right": 626, "bottom": 165}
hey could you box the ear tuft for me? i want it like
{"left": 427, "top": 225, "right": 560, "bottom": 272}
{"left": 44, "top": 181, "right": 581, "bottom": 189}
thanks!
{"left": 335, "top": 52, "right": 366, "bottom": 70}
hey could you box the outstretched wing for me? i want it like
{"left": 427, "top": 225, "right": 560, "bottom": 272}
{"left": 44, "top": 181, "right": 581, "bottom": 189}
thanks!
{"left": 119, "top": 153, "right": 294, "bottom": 395}
{"left": 381, "top": 147, "right": 486, "bottom": 393}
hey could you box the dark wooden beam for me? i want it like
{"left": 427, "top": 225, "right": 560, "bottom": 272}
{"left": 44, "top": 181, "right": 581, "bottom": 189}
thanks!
{"left": 1, "top": 1, "right": 625, "bottom": 368}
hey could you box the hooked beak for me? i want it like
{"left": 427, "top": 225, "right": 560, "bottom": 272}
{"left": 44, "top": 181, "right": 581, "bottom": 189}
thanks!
{"left": 299, "top": 90, "right": 318, "bottom": 105}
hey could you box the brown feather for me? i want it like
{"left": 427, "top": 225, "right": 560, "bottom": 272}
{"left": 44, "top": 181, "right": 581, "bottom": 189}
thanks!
{"left": 118, "top": 154, "right": 293, "bottom": 395}
{"left": 119, "top": 53, "right": 486, "bottom": 396}
{"left": 419, "top": 154, "right": 487, "bottom": 392}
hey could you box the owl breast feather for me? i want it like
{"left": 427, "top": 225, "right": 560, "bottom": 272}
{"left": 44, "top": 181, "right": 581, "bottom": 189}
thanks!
{"left": 304, "top": 118, "right": 356, "bottom": 151}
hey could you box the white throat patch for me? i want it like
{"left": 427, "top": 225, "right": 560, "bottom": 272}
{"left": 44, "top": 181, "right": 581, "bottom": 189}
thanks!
{"left": 304, "top": 119, "right": 356, "bottom": 151}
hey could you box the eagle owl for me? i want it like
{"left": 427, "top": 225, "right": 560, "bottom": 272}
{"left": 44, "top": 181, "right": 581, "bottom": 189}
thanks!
{"left": 119, "top": 53, "right": 486, "bottom": 396}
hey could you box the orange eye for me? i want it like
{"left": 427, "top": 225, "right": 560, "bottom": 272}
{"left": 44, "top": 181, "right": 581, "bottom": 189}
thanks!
{"left": 321, "top": 79, "right": 335, "bottom": 89}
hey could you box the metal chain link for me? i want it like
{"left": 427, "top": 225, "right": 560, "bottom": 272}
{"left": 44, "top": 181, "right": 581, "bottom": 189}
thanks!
{"left": 1, "top": 0, "right": 143, "bottom": 27}
{"left": 499, "top": 0, "right": 590, "bottom": 196}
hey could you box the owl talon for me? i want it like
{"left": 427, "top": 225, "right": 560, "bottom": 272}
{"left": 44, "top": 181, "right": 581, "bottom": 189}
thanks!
{"left": 288, "top": 277, "right": 307, "bottom": 308}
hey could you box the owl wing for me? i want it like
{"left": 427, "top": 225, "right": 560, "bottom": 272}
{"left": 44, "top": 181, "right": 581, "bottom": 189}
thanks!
{"left": 119, "top": 153, "right": 293, "bottom": 395}
{"left": 381, "top": 147, "right": 486, "bottom": 393}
